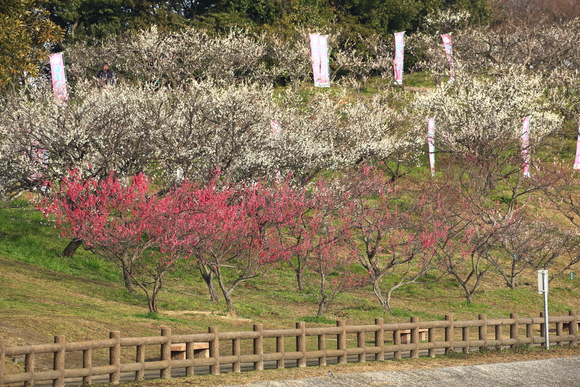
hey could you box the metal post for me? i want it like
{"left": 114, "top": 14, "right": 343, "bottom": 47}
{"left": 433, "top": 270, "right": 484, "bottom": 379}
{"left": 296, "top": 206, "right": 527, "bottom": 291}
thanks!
{"left": 543, "top": 285, "right": 550, "bottom": 349}
{"left": 538, "top": 270, "right": 549, "bottom": 349}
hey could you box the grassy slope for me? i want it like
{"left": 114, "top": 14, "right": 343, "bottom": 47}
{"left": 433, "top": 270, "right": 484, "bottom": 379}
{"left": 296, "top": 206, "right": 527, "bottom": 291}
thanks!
{"left": 2, "top": 202, "right": 580, "bottom": 341}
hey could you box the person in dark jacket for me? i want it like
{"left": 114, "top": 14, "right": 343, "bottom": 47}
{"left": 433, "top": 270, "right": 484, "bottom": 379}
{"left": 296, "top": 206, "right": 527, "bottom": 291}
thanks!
{"left": 97, "top": 63, "right": 115, "bottom": 86}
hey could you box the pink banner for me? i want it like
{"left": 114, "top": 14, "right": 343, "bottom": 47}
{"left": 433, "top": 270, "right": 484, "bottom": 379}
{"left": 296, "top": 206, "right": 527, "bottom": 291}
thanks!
{"left": 318, "top": 35, "right": 330, "bottom": 87}
{"left": 393, "top": 32, "right": 405, "bottom": 85}
{"left": 309, "top": 34, "right": 330, "bottom": 88}
{"left": 29, "top": 141, "right": 49, "bottom": 181}
{"left": 574, "top": 118, "right": 580, "bottom": 170}
{"left": 522, "top": 116, "right": 531, "bottom": 177}
{"left": 271, "top": 120, "right": 282, "bottom": 181}
{"left": 441, "top": 34, "right": 455, "bottom": 82}
{"left": 428, "top": 118, "right": 435, "bottom": 177}
{"left": 49, "top": 53, "right": 68, "bottom": 100}
{"left": 271, "top": 120, "right": 281, "bottom": 138}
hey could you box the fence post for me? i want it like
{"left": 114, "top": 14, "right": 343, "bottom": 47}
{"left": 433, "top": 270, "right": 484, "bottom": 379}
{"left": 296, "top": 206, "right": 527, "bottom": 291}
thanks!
{"left": 296, "top": 322, "right": 307, "bottom": 368}
{"left": 428, "top": 328, "right": 436, "bottom": 357}
{"left": 337, "top": 320, "right": 347, "bottom": 364}
{"left": 357, "top": 329, "right": 366, "bottom": 362}
{"left": 0, "top": 340, "right": 6, "bottom": 387}
{"left": 23, "top": 352, "right": 35, "bottom": 387}
{"left": 318, "top": 332, "right": 326, "bottom": 366}
{"left": 569, "top": 310, "right": 578, "bottom": 346}
{"left": 136, "top": 344, "right": 145, "bottom": 381}
{"left": 276, "top": 335, "right": 285, "bottom": 369}
{"left": 539, "top": 311, "right": 546, "bottom": 347}
{"left": 479, "top": 314, "right": 488, "bottom": 351}
{"left": 375, "top": 318, "right": 384, "bottom": 361}
{"left": 53, "top": 335, "right": 65, "bottom": 387}
{"left": 160, "top": 327, "right": 171, "bottom": 379}
{"left": 462, "top": 326, "right": 469, "bottom": 353}
{"left": 233, "top": 338, "right": 241, "bottom": 372}
{"left": 109, "top": 331, "right": 121, "bottom": 384}
{"left": 510, "top": 313, "right": 519, "bottom": 348}
{"left": 185, "top": 341, "right": 194, "bottom": 377}
{"left": 253, "top": 324, "right": 264, "bottom": 371}
{"left": 556, "top": 320, "right": 563, "bottom": 346}
{"left": 445, "top": 315, "right": 454, "bottom": 355}
{"left": 82, "top": 347, "right": 92, "bottom": 385}
{"left": 495, "top": 323, "right": 502, "bottom": 346}
{"left": 526, "top": 319, "right": 533, "bottom": 344}
{"left": 393, "top": 325, "right": 401, "bottom": 360}
{"left": 410, "top": 317, "right": 419, "bottom": 359}
{"left": 209, "top": 326, "right": 220, "bottom": 375}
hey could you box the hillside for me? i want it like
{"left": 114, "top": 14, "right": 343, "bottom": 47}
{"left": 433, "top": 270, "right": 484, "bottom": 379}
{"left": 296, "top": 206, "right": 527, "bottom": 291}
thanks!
{"left": 2, "top": 202, "right": 580, "bottom": 342}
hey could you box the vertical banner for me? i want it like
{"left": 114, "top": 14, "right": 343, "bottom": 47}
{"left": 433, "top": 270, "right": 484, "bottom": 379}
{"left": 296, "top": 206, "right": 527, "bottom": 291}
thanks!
{"left": 309, "top": 34, "right": 321, "bottom": 87}
{"left": 49, "top": 53, "right": 68, "bottom": 101}
{"left": 428, "top": 118, "right": 436, "bottom": 177}
{"left": 318, "top": 35, "right": 330, "bottom": 87}
{"left": 270, "top": 120, "right": 281, "bottom": 138}
{"left": 393, "top": 32, "right": 405, "bottom": 85}
{"left": 574, "top": 117, "right": 580, "bottom": 169}
{"left": 441, "top": 34, "right": 455, "bottom": 82}
{"left": 522, "top": 116, "right": 531, "bottom": 177}
{"left": 271, "top": 120, "right": 282, "bottom": 181}
{"left": 309, "top": 33, "right": 330, "bottom": 88}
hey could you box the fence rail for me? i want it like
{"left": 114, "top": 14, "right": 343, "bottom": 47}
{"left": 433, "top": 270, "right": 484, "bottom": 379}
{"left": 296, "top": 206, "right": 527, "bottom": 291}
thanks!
{"left": 1, "top": 311, "right": 578, "bottom": 387}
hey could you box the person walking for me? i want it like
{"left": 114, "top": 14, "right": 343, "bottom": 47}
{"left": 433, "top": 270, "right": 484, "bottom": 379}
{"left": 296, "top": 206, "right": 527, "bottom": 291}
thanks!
{"left": 97, "top": 63, "right": 115, "bottom": 86}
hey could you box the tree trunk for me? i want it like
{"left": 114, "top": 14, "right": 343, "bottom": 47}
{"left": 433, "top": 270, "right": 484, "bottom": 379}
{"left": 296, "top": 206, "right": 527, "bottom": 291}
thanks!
{"left": 214, "top": 268, "right": 238, "bottom": 317}
{"left": 296, "top": 268, "right": 304, "bottom": 292}
{"left": 461, "top": 283, "right": 473, "bottom": 303}
{"left": 316, "top": 299, "right": 327, "bottom": 316}
{"left": 198, "top": 263, "right": 219, "bottom": 302}
{"left": 373, "top": 280, "right": 393, "bottom": 314}
{"left": 317, "top": 274, "right": 327, "bottom": 316}
{"left": 61, "top": 238, "right": 83, "bottom": 257}
{"left": 146, "top": 277, "right": 162, "bottom": 314}
{"left": 122, "top": 265, "right": 135, "bottom": 293}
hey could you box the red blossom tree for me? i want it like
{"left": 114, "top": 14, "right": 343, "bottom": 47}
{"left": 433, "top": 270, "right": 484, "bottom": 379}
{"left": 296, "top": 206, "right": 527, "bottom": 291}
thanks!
{"left": 182, "top": 180, "right": 304, "bottom": 316}
{"left": 269, "top": 177, "right": 367, "bottom": 315}
{"left": 40, "top": 172, "right": 200, "bottom": 313}
{"left": 338, "top": 166, "right": 446, "bottom": 313}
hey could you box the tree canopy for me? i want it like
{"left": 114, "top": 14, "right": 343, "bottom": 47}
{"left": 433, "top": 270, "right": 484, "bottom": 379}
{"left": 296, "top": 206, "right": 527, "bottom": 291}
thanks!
{"left": 0, "top": 0, "right": 63, "bottom": 90}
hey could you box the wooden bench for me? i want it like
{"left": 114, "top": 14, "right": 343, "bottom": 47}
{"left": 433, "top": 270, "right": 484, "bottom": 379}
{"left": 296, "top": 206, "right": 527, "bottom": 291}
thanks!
{"left": 399, "top": 329, "right": 428, "bottom": 344}
{"left": 170, "top": 342, "right": 210, "bottom": 360}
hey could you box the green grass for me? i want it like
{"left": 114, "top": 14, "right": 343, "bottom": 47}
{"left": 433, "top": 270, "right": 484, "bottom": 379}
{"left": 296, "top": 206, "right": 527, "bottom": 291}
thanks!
{"left": 299, "top": 315, "right": 336, "bottom": 324}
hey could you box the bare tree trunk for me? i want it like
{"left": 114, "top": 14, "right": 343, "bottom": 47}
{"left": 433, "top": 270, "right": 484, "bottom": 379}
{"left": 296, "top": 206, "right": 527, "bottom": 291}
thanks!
{"left": 316, "top": 298, "right": 327, "bottom": 317}
{"left": 61, "top": 238, "right": 83, "bottom": 257}
{"left": 316, "top": 274, "right": 327, "bottom": 316}
{"left": 214, "top": 268, "right": 238, "bottom": 317}
{"left": 198, "top": 262, "right": 219, "bottom": 302}
{"left": 122, "top": 265, "right": 135, "bottom": 293}
{"left": 296, "top": 269, "right": 304, "bottom": 292}
{"left": 146, "top": 278, "right": 162, "bottom": 314}
{"left": 373, "top": 280, "right": 393, "bottom": 314}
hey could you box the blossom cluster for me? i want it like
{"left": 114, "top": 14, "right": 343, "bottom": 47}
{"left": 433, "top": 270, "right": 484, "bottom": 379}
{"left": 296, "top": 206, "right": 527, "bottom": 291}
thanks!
{"left": 0, "top": 81, "right": 415, "bottom": 198}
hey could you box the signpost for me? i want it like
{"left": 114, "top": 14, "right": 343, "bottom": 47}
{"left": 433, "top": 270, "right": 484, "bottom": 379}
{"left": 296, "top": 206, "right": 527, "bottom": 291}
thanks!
{"left": 538, "top": 269, "right": 549, "bottom": 349}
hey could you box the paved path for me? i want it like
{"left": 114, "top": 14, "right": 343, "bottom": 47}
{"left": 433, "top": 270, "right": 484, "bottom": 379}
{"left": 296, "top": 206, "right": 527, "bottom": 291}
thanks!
{"left": 227, "top": 356, "right": 580, "bottom": 386}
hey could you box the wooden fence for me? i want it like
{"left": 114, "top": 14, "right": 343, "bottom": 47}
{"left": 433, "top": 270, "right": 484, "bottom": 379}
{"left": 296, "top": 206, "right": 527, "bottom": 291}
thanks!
{"left": 1, "top": 311, "right": 578, "bottom": 387}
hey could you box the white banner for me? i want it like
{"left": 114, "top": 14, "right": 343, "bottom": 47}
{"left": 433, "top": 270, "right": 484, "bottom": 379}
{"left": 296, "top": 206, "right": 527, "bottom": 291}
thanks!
{"left": 574, "top": 117, "right": 580, "bottom": 169}
{"left": 393, "top": 32, "right": 405, "bottom": 85}
{"left": 428, "top": 118, "right": 435, "bottom": 177}
{"left": 522, "top": 116, "right": 531, "bottom": 177}
{"left": 309, "top": 33, "right": 330, "bottom": 88}
{"left": 271, "top": 120, "right": 281, "bottom": 138}
{"left": 441, "top": 34, "right": 455, "bottom": 82}
{"left": 49, "top": 53, "right": 68, "bottom": 100}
